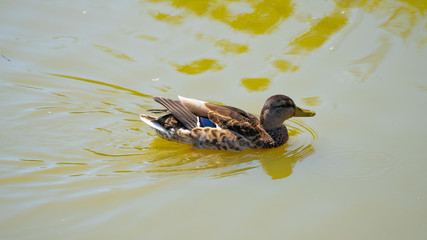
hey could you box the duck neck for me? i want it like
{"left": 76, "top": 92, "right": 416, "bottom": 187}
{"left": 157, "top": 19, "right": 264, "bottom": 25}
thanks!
{"left": 264, "top": 125, "right": 288, "bottom": 147}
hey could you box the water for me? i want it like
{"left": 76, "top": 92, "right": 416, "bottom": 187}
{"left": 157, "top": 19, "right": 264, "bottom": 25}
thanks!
{"left": 1, "top": 0, "right": 426, "bottom": 239}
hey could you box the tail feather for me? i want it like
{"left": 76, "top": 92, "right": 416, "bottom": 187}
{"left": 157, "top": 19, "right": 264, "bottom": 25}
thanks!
{"left": 147, "top": 108, "right": 168, "bottom": 114}
{"left": 140, "top": 114, "right": 169, "bottom": 136}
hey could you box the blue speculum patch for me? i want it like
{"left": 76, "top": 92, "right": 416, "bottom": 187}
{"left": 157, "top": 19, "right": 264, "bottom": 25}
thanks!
{"left": 198, "top": 116, "right": 216, "bottom": 128}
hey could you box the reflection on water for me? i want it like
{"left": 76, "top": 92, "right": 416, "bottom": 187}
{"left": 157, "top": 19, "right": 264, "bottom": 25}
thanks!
{"left": 272, "top": 59, "right": 299, "bottom": 72}
{"left": 289, "top": 9, "right": 348, "bottom": 55}
{"left": 240, "top": 77, "right": 271, "bottom": 92}
{"left": 143, "top": 0, "right": 427, "bottom": 94}
{"left": 136, "top": 118, "right": 317, "bottom": 180}
{"left": 172, "top": 58, "right": 225, "bottom": 74}
{"left": 93, "top": 44, "right": 136, "bottom": 62}
{"left": 348, "top": 36, "right": 391, "bottom": 82}
{"left": 47, "top": 73, "right": 152, "bottom": 98}
{"left": 146, "top": 0, "right": 426, "bottom": 55}
{"left": 301, "top": 96, "right": 323, "bottom": 106}
{"left": 197, "top": 33, "right": 249, "bottom": 54}
{"left": 148, "top": 0, "right": 295, "bottom": 35}
{"left": 136, "top": 34, "right": 158, "bottom": 41}
{"left": 214, "top": 39, "right": 249, "bottom": 54}
{"left": 380, "top": 5, "right": 417, "bottom": 39}
{"left": 148, "top": 11, "right": 184, "bottom": 25}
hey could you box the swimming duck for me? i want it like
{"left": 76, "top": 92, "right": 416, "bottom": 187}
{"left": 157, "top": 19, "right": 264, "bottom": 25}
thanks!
{"left": 140, "top": 95, "right": 315, "bottom": 151}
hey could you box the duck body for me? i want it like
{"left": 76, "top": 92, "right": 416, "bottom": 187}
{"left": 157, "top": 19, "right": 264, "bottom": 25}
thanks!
{"left": 140, "top": 95, "right": 315, "bottom": 151}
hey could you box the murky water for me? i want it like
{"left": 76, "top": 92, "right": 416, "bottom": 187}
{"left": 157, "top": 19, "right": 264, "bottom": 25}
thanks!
{"left": 1, "top": 0, "right": 426, "bottom": 239}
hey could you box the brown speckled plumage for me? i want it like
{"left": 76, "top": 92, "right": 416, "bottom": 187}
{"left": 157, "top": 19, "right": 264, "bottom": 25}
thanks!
{"left": 140, "top": 95, "right": 315, "bottom": 151}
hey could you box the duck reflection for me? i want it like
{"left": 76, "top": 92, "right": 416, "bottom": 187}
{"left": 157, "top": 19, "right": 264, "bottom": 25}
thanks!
{"left": 142, "top": 119, "right": 316, "bottom": 180}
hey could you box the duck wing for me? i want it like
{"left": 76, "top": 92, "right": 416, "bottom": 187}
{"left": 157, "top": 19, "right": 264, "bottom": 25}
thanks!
{"left": 178, "top": 96, "right": 257, "bottom": 122}
{"left": 179, "top": 96, "right": 273, "bottom": 143}
{"left": 206, "top": 104, "right": 273, "bottom": 141}
{"left": 153, "top": 96, "right": 198, "bottom": 130}
{"left": 205, "top": 104, "right": 259, "bottom": 127}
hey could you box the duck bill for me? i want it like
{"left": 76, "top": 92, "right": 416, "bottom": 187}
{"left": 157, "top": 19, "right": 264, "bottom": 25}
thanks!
{"left": 294, "top": 106, "right": 316, "bottom": 117}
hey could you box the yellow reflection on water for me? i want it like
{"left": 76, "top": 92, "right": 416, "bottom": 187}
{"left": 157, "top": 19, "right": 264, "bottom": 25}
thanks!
{"left": 213, "top": 0, "right": 295, "bottom": 34}
{"left": 272, "top": 59, "right": 299, "bottom": 72}
{"left": 399, "top": 0, "right": 427, "bottom": 13}
{"left": 93, "top": 44, "right": 135, "bottom": 62}
{"left": 336, "top": 0, "right": 427, "bottom": 13}
{"left": 259, "top": 143, "right": 315, "bottom": 179}
{"left": 137, "top": 34, "right": 158, "bottom": 41}
{"left": 400, "top": 0, "right": 427, "bottom": 12}
{"left": 215, "top": 39, "right": 249, "bottom": 54}
{"left": 46, "top": 73, "right": 152, "bottom": 98}
{"left": 335, "top": 0, "right": 427, "bottom": 46}
{"left": 380, "top": 6, "right": 417, "bottom": 39}
{"left": 148, "top": 11, "right": 184, "bottom": 25}
{"left": 348, "top": 36, "right": 391, "bottom": 82}
{"left": 240, "top": 77, "right": 271, "bottom": 92}
{"left": 146, "top": 0, "right": 426, "bottom": 63}
{"left": 289, "top": 9, "right": 348, "bottom": 54}
{"left": 173, "top": 58, "right": 224, "bottom": 74}
{"left": 148, "top": 0, "right": 295, "bottom": 35}
{"left": 197, "top": 34, "right": 249, "bottom": 54}
{"left": 301, "top": 96, "right": 323, "bottom": 106}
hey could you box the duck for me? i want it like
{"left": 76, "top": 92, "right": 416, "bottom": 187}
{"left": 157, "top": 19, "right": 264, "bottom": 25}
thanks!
{"left": 140, "top": 95, "right": 315, "bottom": 151}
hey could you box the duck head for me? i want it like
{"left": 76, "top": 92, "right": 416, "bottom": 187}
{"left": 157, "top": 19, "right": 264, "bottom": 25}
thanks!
{"left": 260, "top": 94, "right": 315, "bottom": 129}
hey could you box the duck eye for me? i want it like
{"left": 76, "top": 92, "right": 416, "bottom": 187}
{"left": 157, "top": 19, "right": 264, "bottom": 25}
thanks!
{"left": 275, "top": 104, "right": 287, "bottom": 108}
